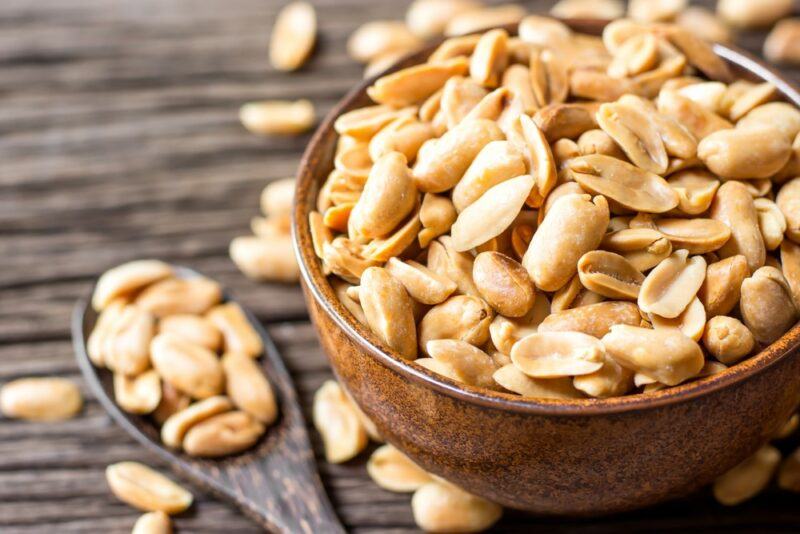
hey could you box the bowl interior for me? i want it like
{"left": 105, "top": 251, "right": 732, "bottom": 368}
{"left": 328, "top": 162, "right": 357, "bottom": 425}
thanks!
{"left": 293, "top": 19, "right": 800, "bottom": 415}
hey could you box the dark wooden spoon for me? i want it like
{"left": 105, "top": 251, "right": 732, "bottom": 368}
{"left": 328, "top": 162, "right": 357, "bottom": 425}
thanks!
{"left": 71, "top": 266, "right": 344, "bottom": 534}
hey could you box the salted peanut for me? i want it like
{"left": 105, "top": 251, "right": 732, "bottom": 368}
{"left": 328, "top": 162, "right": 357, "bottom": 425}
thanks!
{"left": 347, "top": 21, "right": 421, "bottom": 64}
{"left": 717, "top": 0, "right": 793, "bottom": 28}
{"left": 502, "top": 64, "right": 538, "bottom": 114}
{"left": 359, "top": 267, "right": 417, "bottom": 359}
{"left": 577, "top": 251, "right": 644, "bottom": 301}
{"left": 419, "top": 295, "right": 492, "bottom": 351}
{"left": 151, "top": 333, "right": 224, "bottom": 399}
{"left": 444, "top": 4, "right": 525, "bottom": 36}
{"left": 597, "top": 102, "right": 667, "bottom": 174}
{"left": 132, "top": 511, "right": 172, "bottom": 534}
{"left": 229, "top": 235, "right": 300, "bottom": 282}
{"left": 776, "top": 414, "right": 799, "bottom": 440}
{"left": 602, "top": 325, "right": 704, "bottom": 385}
{"left": 607, "top": 33, "right": 658, "bottom": 79}
{"left": 349, "top": 152, "right": 416, "bottom": 239}
{"left": 428, "top": 35, "right": 480, "bottom": 64}
{"left": 699, "top": 255, "right": 750, "bottom": 317}
{"left": 617, "top": 94, "right": 698, "bottom": 160}
{"left": 440, "top": 77, "right": 488, "bottom": 128}
{"left": 103, "top": 305, "right": 155, "bottom": 376}
{"left": 183, "top": 410, "right": 265, "bottom": 458}
{"left": 677, "top": 82, "right": 727, "bottom": 112}
{"left": 765, "top": 19, "right": 800, "bottom": 65}
{"left": 607, "top": 216, "right": 632, "bottom": 232}
{"left": 368, "top": 57, "right": 469, "bottom": 107}
{"left": 509, "top": 115, "right": 558, "bottom": 204}
{"left": 713, "top": 445, "right": 781, "bottom": 506}
{"left": 676, "top": 7, "right": 732, "bottom": 44}
{"left": 727, "top": 83, "right": 777, "bottom": 122}
{"left": 451, "top": 174, "right": 534, "bottom": 252}
{"left": 313, "top": 380, "right": 368, "bottom": 463}
{"left": 251, "top": 214, "right": 292, "bottom": 238}
{"left": 106, "top": 462, "right": 193, "bottom": 514}
{"left": 651, "top": 296, "right": 707, "bottom": 342}
{"left": 427, "top": 236, "right": 478, "bottom": 296}
{"left": 629, "top": 213, "right": 658, "bottom": 230}
{"left": 550, "top": 0, "right": 623, "bottom": 19}
{"left": 309, "top": 212, "right": 333, "bottom": 259}
{"left": 0, "top": 377, "right": 82, "bottom": 422}
{"left": 539, "top": 301, "right": 641, "bottom": 339}
{"left": 657, "top": 90, "right": 732, "bottom": 140}
{"left": 600, "top": 228, "right": 673, "bottom": 272}
{"left": 523, "top": 194, "right": 609, "bottom": 292}
{"left": 489, "top": 297, "right": 548, "bottom": 354}
{"left": 412, "top": 479, "right": 502, "bottom": 533}
{"left": 511, "top": 331, "right": 605, "bottom": 379}
{"left": 601, "top": 19, "right": 651, "bottom": 54}
{"left": 740, "top": 266, "right": 798, "bottom": 345}
{"left": 710, "top": 181, "right": 766, "bottom": 273}
{"left": 667, "top": 169, "right": 719, "bottom": 216}
{"left": 92, "top": 260, "right": 173, "bottom": 311}
{"left": 114, "top": 370, "right": 161, "bottom": 415}
{"left": 753, "top": 198, "right": 787, "bottom": 251}
{"left": 385, "top": 258, "right": 456, "bottom": 305}
{"left": 221, "top": 352, "right": 277, "bottom": 424}
{"left": 239, "top": 100, "right": 314, "bottom": 135}
{"left": 739, "top": 103, "right": 800, "bottom": 143}
{"left": 334, "top": 105, "right": 411, "bottom": 140}
{"left": 539, "top": 182, "right": 585, "bottom": 224}
{"left": 322, "top": 238, "right": 378, "bottom": 283}
{"left": 161, "top": 396, "right": 233, "bottom": 448}
{"left": 529, "top": 49, "right": 569, "bottom": 108}
{"left": 472, "top": 252, "right": 535, "bottom": 317}
{"left": 628, "top": 0, "right": 686, "bottom": 21}
{"left": 664, "top": 26, "right": 733, "bottom": 84}
{"left": 419, "top": 194, "right": 457, "bottom": 247}
{"left": 569, "top": 69, "right": 633, "bottom": 103}
{"left": 654, "top": 218, "right": 731, "bottom": 255}
{"left": 703, "top": 315, "right": 755, "bottom": 364}
{"left": 416, "top": 357, "right": 461, "bottom": 382}
{"left": 334, "top": 143, "right": 372, "bottom": 184}
{"left": 206, "top": 302, "right": 262, "bottom": 358}
{"left": 493, "top": 364, "right": 582, "bottom": 398}
{"left": 573, "top": 354, "right": 634, "bottom": 398}
{"left": 569, "top": 155, "right": 678, "bottom": 214}
{"left": 369, "top": 116, "right": 435, "bottom": 164}
{"left": 427, "top": 340, "right": 498, "bottom": 389}
{"left": 87, "top": 298, "right": 127, "bottom": 367}
{"left": 778, "top": 447, "right": 800, "bottom": 492}
{"left": 639, "top": 250, "right": 706, "bottom": 319}
{"left": 152, "top": 382, "right": 191, "bottom": 426}
{"left": 331, "top": 279, "right": 368, "bottom": 326}
{"left": 469, "top": 29, "right": 507, "bottom": 88}
{"left": 367, "top": 444, "right": 432, "bottom": 493}
{"left": 259, "top": 177, "right": 295, "bottom": 218}
{"left": 777, "top": 178, "right": 800, "bottom": 243}
{"left": 518, "top": 15, "right": 571, "bottom": 47}
{"left": 158, "top": 314, "right": 221, "bottom": 352}
{"left": 534, "top": 103, "right": 600, "bottom": 142}
{"left": 269, "top": 2, "right": 316, "bottom": 71}
{"left": 406, "top": 0, "right": 480, "bottom": 38}
{"left": 413, "top": 118, "right": 503, "bottom": 193}
{"left": 699, "top": 127, "right": 792, "bottom": 180}
{"left": 782, "top": 241, "right": 800, "bottom": 308}
{"left": 577, "top": 129, "right": 624, "bottom": 159}
{"left": 452, "top": 141, "right": 526, "bottom": 212}
{"left": 135, "top": 277, "right": 221, "bottom": 318}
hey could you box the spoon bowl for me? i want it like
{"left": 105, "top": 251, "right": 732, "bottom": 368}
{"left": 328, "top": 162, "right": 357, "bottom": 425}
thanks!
{"left": 72, "top": 265, "right": 344, "bottom": 533}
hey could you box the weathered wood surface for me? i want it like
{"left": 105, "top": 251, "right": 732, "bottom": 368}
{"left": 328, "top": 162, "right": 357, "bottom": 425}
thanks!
{"left": 1, "top": 0, "right": 799, "bottom": 532}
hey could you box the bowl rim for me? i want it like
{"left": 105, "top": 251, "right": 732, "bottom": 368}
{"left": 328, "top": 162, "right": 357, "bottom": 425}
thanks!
{"left": 293, "top": 18, "right": 800, "bottom": 417}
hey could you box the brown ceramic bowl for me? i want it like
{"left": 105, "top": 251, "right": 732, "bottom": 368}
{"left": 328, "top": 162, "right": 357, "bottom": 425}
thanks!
{"left": 293, "top": 20, "right": 800, "bottom": 515}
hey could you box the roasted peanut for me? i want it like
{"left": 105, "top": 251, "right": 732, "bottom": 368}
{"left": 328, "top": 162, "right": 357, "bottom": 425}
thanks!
{"left": 368, "top": 57, "right": 469, "bottom": 108}
{"left": 106, "top": 462, "right": 193, "bottom": 514}
{"left": 427, "top": 236, "right": 479, "bottom": 296}
{"left": 573, "top": 354, "right": 634, "bottom": 398}
{"left": 676, "top": 7, "right": 732, "bottom": 44}
{"left": 698, "top": 127, "right": 792, "bottom": 179}
{"left": 419, "top": 295, "right": 492, "bottom": 351}
{"left": 150, "top": 333, "right": 223, "bottom": 400}
{"left": 206, "top": 303, "right": 263, "bottom": 357}
{"left": 229, "top": 235, "right": 300, "bottom": 282}
{"left": 222, "top": 352, "right": 277, "bottom": 424}
{"left": 600, "top": 228, "right": 673, "bottom": 272}
{"left": 764, "top": 19, "right": 800, "bottom": 65}
{"left": 703, "top": 315, "right": 755, "bottom": 364}
{"left": 511, "top": 331, "right": 605, "bottom": 379}
{"left": 654, "top": 218, "right": 732, "bottom": 255}
{"left": 710, "top": 181, "right": 766, "bottom": 273}
{"left": 639, "top": 250, "right": 707, "bottom": 319}
{"left": 602, "top": 325, "right": 704, "bottom": 385}
{"left": 269, "top": 2, "right": 316, "bottom": 71}
{"left": 717, "top": 0, "right": 793, "bottom": 28}
{"left": 577, "top": 250, "right": 645, "bottom": 300}
{"left": 650, "top": 296, "right": 707, "bottom": 342}
{"left": 103, "top": 305, "right": 156, "bottom": 377}
{"left": 0, "top": 377, "right": 82, "bottom": 422}
{"left": 367, "top": 444, "right": 432, "bottom": 493}
{"left": 419, "top": 193, "right": 458, "bottom": 247}
{"left": 667, "top": 169, "right": 720, "bottom": 215}
{"left": 347, "top": 21, "right": 421, "bottom": 64}
{"left": 452, "top": 141, "right": 527, "bottom": 212}
{"left": 158, "top": 314, "right": 222, "bottom": 352}
{"left": 412, "top": 480, "right": 503, "bottom": 533}
{"left": 550, "top": 0, "right": 623, "bottom": 19}
{"left": 698, "top": 255, "right": 750, "bottom": 317}
{"left": 161, "top": 396, "right": 233, "bottom": 449}
{"left": 92, "top": 260, "right": 172, "bottom": 311}
{"left": 135, "top": 277, "right": 221, "bottom": 318}
{"left": 239, "top": 100, "right": 315, "bottom": 135}
{"left": 426, "top": 339, "right": 498, "bottom": 389}
{"left": 360, "top": 267, "right": 418, "bottom": 359}
{"left": 740, "top": 266, "right": 798, "bottom": 344}
{"left": 713, "top": 445, "right": 781, "bottom": 506}
{"left": 444, "top": 4, "right": 525, "bottom": 36}
{"left": 782, "top": 240, "right": 800, "bottom": 308}
{"left": 114, "top": 370, "right": 161, "bottom": 415}
{"left": 313, "top": 380, "right": 368, "bottom": 463}
{"left": 473, "top": 252, "right": 535, "bottom": 317}
{"left": 406, "top": 0, "right": 481, "bottom": 38}
{"left": 132, "top": 511, "right": 172, "bottom": 534}
{"left": 777, "top": 178, "right": 800, "bottom": 243}
{"left": 182, "top": 410, "right": 265, "bottom": 458}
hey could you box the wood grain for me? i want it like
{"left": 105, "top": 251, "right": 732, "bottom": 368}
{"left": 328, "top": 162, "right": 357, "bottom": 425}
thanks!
{"left": 1, "top": 0, "right": 799, "bottom": 532}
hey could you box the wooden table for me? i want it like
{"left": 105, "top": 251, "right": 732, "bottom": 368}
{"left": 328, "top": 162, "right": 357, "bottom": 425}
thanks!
{"left": 2, "top": 0, "right": 799, "bottom": 531}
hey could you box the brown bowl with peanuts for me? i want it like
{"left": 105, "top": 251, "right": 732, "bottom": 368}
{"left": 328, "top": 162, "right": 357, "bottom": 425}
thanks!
{"left": 293, "top": 17, "right": 800, "bottom": 515}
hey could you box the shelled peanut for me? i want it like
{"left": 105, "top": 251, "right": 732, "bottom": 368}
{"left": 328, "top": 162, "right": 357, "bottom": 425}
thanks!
{"left": 88, "top": 260, "right": 277, "bottom": 458}
{"left": 310, "top": 17, "right": 800, "bottom": 403}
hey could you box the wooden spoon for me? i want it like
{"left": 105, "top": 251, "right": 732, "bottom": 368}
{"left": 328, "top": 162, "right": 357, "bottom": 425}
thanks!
{"left": 71, "top": 266, "right": 345, "bottom": 534}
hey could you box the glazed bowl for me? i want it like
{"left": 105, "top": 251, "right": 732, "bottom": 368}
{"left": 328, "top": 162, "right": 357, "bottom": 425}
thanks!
{"left": 293, "top": 19, "right": 800, "bottom": 515}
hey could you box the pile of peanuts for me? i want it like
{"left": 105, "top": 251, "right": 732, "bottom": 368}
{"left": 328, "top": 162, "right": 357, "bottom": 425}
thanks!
{"left": 309, "top": 16, "right": 800, "bottom": 401}
{"left": 88, "top": 260, "right": 277, "bottom": 457}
